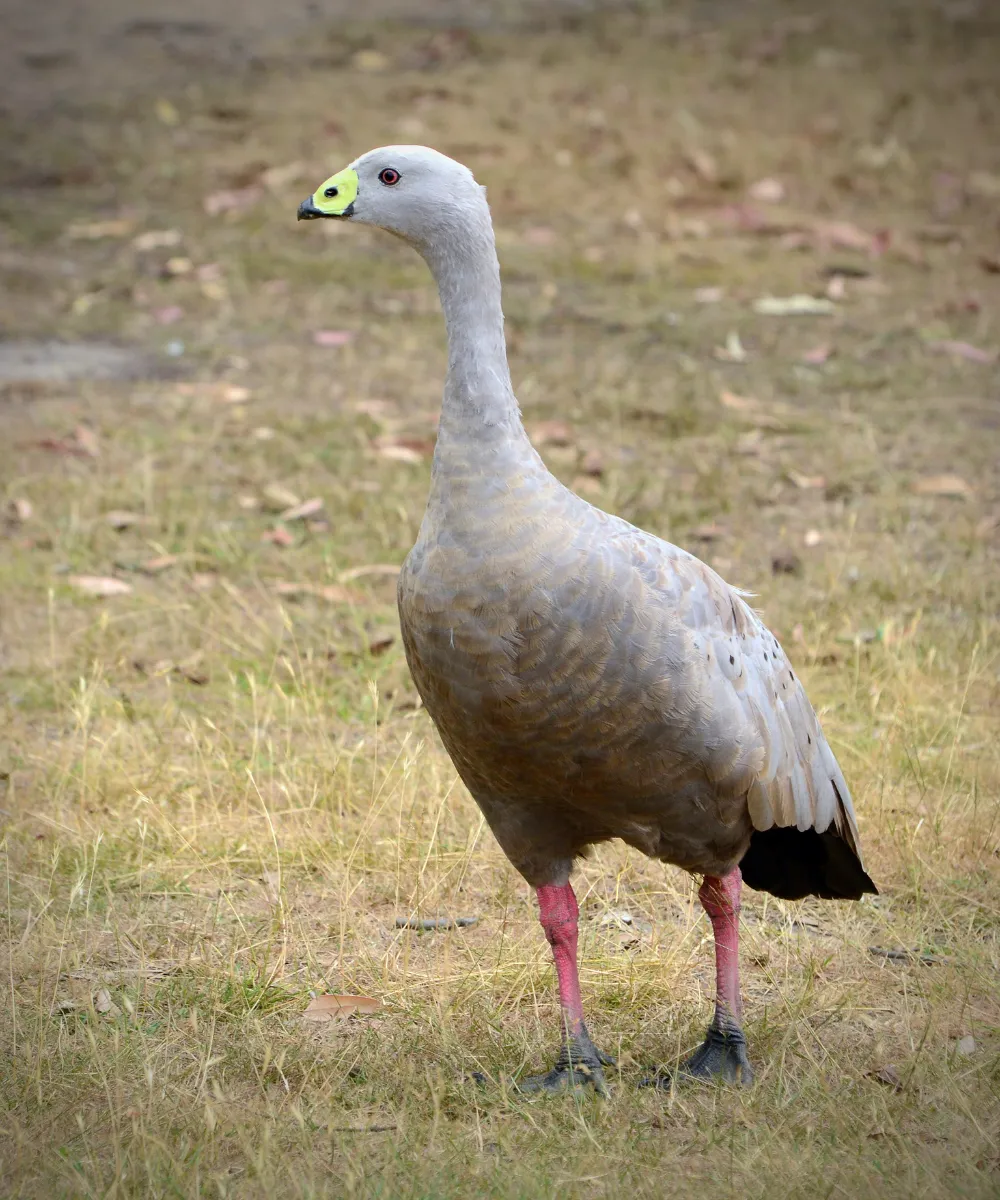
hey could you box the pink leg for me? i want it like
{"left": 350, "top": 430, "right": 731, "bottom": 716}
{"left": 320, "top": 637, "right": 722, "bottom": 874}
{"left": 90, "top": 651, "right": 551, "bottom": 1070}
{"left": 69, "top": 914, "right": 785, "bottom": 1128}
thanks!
{"left": 535, "top": 882, "right": 584, "bottom": 1038}
{"left": 699, "top": 868, "right": 744, "bottom": 1031}
{"left": 524, "top": 882, "right": 613, "bottom": 1093}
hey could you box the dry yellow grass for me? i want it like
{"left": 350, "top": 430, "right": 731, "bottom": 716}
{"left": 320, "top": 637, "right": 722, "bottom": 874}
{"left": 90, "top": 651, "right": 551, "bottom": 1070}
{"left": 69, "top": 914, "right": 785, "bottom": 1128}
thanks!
{"left": 1, "top": 3, "right": 999, "bottom": 1196}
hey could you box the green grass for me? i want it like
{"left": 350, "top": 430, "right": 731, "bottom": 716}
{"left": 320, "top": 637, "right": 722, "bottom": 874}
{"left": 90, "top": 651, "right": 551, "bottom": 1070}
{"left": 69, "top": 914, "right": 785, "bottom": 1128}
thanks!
{"left": 2, "top": 2, "right": 999, "bottom": 1196}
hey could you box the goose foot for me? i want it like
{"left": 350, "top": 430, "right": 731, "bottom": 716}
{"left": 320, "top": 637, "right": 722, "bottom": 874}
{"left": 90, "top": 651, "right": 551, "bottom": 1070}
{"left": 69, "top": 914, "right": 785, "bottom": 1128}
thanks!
{"left": 519, "top": 1030, "right": 616, "bottom": 1097}
{"left": 641, "top": 1025, "right": 754, "bottom": 1089}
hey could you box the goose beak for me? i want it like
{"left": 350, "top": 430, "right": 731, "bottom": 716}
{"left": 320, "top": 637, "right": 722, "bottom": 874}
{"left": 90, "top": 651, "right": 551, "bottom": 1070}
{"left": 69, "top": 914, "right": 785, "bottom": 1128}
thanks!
{"left": 297, "top": 166, "right": 358, "bottom": 221}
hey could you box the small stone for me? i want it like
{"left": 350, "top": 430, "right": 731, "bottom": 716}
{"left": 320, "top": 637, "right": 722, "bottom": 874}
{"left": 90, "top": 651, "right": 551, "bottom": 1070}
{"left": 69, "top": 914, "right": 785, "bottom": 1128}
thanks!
{"left": 956, "top": 1035, "right": 976, "bottom": 1056}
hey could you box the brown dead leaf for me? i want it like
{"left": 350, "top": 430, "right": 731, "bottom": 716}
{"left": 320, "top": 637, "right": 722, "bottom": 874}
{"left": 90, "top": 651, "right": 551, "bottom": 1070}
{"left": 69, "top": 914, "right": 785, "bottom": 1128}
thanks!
{"left": 93, "top": 988, "right": 116, "bottom": 1014}
{"left": 259, "top": 161, "right": 305, "bottom": 190}
{"left": 338, "top": 564, "right": 401, "bottom": 584}
{"left": 368, "top": 632, "right": 396, "bottom": 656}
{"left": 262, "top": 527, "right": 295, "bottom": 548}
{"left": 801, "top": 343, "right": 833, "bottom": 365}
{"left": 374, "top": 435, "right": 435, "bottom": 463}
{"left": 719, "top": 390, "right": 757, "bottom": 412}
{"left": 927, "top": 339, "right": 996, "bottom": 364}
{"left": 67, "top": 218, "right": 135, "bottom": 241}
{"left": 787, "top": 470, "right": 827, "bottom": 490}
{"left": 204, "top": 186, "right": 263, "bottom": 216}
{"left": 139, "top": 554, "right": 180, "bottom": 574}
{"left": 867, "top": 1064, "right": 904, "bottom": 1092}
{"left": 748, "top": 177, "right": 785, "bottom": 203}
{"left": 684, "top": 147, "right": 719, "bottom": 183}
{"left": 531, "top": 420, "right": 575, "bottom": 448}
{"left": 279, "top": 497, "right": 324, "bottom": 522}
{"left": 911, "top": 474, "right": 975, "bottom": 499}
{"left": 262, "top": 483, "right": 301, "bottom": 511}
{"left": 980, "top": 253, "right": 1000, "bottom": 275}
{"left": 580, "top": 449, "right": 605, "bottom": 477}
{"left": 714, "top": 331, "right": 748, "bottom": 363}
{"left": 302, "top": 994, "right": 379, "bottom": 1022}
{"left": 74, "top": 426, "right": 100, "bottom": 458}
{"left": 68, "top": 575, "right": 133, "bottom": 597}
{"left": 312, "top": 329, "right": 355, "bottom": 348}
{"left": 132, "top": 228, "right": 182, "bottom": 252}
{"left": 274, "top": 581, "right": 364, "bottom": 603}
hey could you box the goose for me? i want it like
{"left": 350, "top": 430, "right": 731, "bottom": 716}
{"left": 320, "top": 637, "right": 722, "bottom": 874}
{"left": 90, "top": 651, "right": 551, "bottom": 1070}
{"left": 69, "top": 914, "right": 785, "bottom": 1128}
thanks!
{"left": 298, "top": 146, "right": 876, "bottom": 1093}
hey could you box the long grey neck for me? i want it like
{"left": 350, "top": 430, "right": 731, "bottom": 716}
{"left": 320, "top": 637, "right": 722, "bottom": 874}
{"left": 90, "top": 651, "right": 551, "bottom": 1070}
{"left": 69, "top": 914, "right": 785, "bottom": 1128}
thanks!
{"left": 419, "top": 210, "right": 527, "bottom": 452}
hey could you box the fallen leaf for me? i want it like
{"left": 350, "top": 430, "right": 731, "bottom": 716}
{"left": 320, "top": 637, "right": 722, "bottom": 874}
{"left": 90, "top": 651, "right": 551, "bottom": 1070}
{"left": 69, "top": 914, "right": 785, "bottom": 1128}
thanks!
{"left": 801, "top": 343, "right": 833, "bottom": 365}
{"left": 580, "top": 449, "right": 604, "bottom": 477}
{"left": 302, "top": 994, "right": 379, "bottom": 1022}
{"left": 748, "top": 177, "right": 785, "bottom": 203}
{"left": 262, "top": 527, "right": 295, "bottom": 548}
{"left": 911, "top": 474, "right": 975, "bottom": 499}
{"left": 771, "top": 552, "right": 802, "bottom": 576}
{"left": 684, "top": 146, "right": 719, "bottom": 183}
{"left": 714, "top": 331, "right": 747, "bottom": 363}
{"left": 153, "top": 305, "right": 184, "bottom": 325}
{"left": 274, "top": 581, "right": 363, "bottom": 603}
{"left": 67, "top": 219, "right": 134, "bottom": 241}
{"left": 753, "top": 295, "right": 836, "bottom": 316}
{"left": 352, "top": 49, "right": 390, "bottom": 72}
{"left": 105, "top": 510, "right": 149, "bottom": 530}
{"left": 927, "top": 339, "right": 995, "bottom": 364}
{"left": 139, "top": 554, "right": 180, "bottom": 574}
{"left": 531, "top": 420, "right": 575, "bottom": 448}
{"left": 163, "top": 256, "right": 193, "bottom": 277}
{"left": 811, "top": 219, "right": 875, "bottom": 253}
{"left": 374, "top": 435, "right": 435, "bottom": 463}
{"left": 280, "top": 497, "right": 324, "bottom": 522}
{"left": 787, "top": 470, "right": 827, "bottom": 490}
{"left": 203, "top": 186, "right": 262, "bottom": 216}
{"left": 718, "top": 390, "right": 757, "bottom": 412}
{"left": 868, "top": 1065, "right": 904, "bottom": 1092}
{"left": 968, "top": 170, "right": 1000, "bottom": 200}
{"left": 368, "top": 632, "right": 396, "bottom": 656}
{"left": 523, "top": 225, "right": 556, "bottom": 246}
{"left": 338, "top": 564, "right": 401, "bottom": 583}
{"left": 73, "top": 426, "right": 100, "bottom": 458}
{"left": 132, "top": 228, "right": 182, "bottom": 251}
{"left": 262, "top": 483, "right": 301, "bottom": 511}
{"left": 312, "top": 329, "right": 355, "bottom": 347}
{"left": 68, "top": 575, "right": 133, "bottom": 597}
{"left": 979, "top": 253, "right": 1000, "bottom": 274}
{"left": 155, "top": 98, "right": 180, "bottom": 126}
{"left": 259, "top": 161, "right": 306, "bottom": 190}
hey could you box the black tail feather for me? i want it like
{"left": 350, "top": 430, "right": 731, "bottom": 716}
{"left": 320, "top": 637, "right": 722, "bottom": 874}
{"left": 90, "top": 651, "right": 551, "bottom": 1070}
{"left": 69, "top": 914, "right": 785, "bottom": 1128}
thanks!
{"left": 739, "top": 825, "right": 877, "bottom": 901}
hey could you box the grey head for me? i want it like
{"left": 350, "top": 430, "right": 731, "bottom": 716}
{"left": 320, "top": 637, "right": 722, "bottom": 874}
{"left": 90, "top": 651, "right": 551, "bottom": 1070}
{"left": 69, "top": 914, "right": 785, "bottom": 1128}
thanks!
{"left": 297, "top": 144, "right": 489, "bottom": 249}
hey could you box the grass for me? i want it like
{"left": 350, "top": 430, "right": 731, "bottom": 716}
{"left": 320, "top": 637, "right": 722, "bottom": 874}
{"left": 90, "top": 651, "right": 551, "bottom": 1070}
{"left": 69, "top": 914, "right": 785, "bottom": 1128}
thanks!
{"left": 1, "top": 1, "right": 999, "bottom": 1196}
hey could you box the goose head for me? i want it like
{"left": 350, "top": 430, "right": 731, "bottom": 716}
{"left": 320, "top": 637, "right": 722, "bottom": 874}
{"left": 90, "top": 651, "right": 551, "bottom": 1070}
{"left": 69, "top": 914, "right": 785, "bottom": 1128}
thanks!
{"left": 297, "top": 144, "right": 488, "bottom": 248}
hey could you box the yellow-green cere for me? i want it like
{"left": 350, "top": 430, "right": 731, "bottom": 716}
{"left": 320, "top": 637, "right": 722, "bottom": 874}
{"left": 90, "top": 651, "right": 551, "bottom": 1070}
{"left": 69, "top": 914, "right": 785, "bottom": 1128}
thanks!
{"left": 311, "top": 166, "right": 358, "bottom": 215}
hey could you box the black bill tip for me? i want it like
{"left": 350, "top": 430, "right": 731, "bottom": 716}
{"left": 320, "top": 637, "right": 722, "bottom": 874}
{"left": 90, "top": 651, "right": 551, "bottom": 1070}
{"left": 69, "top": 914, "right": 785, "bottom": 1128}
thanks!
{"left": 297, "top": 197, "right": 323, "bottom": 221}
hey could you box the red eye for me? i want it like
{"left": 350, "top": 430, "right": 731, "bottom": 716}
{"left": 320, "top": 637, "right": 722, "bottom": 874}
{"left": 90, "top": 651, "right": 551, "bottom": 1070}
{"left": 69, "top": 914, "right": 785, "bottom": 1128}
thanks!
{"left": 378, "top": 167, "right": 400, "bottom": 186}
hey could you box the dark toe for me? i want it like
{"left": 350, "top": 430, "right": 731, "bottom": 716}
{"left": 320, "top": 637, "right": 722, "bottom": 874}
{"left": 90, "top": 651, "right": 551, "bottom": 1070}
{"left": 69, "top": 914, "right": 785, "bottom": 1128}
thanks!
{"left": 641, "top": 1026, "right": 754, "bottom": 1089}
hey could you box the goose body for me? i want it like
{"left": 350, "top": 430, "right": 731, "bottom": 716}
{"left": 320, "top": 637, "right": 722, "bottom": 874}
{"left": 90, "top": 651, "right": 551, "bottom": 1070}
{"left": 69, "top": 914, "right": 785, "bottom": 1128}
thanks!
{"left": 299, "top": 145, "right": 875, "bottom": 1091}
